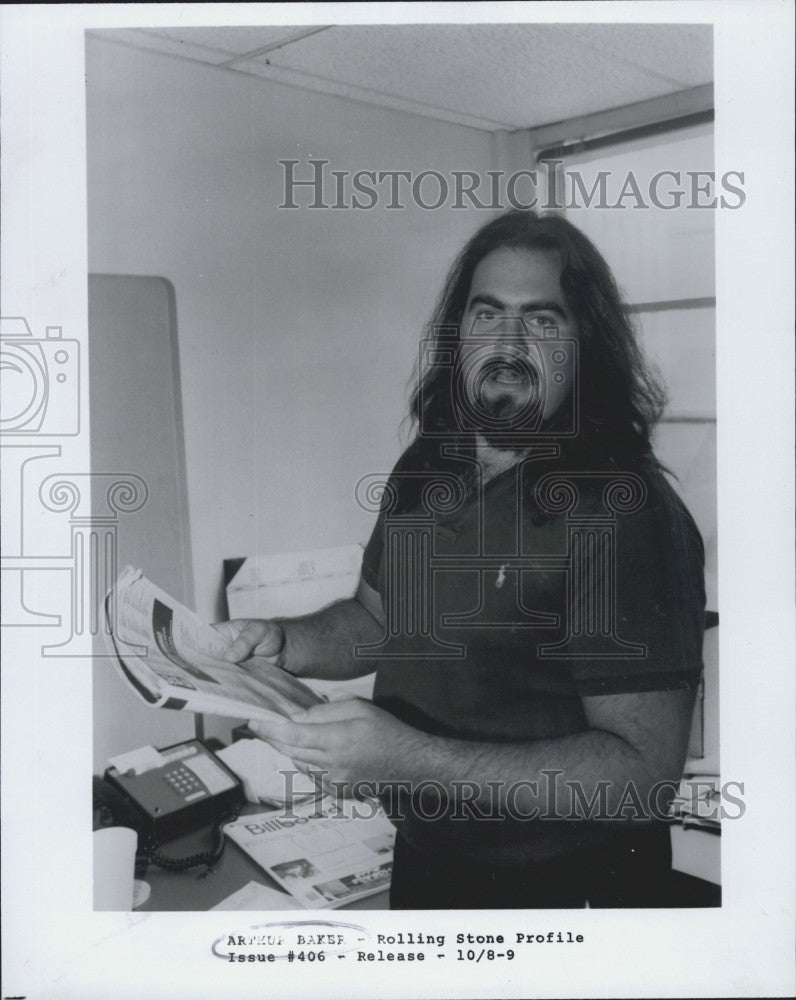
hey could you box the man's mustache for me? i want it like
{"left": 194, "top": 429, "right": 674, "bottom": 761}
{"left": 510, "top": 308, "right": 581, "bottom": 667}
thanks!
{"left": 452, "top": 357, "right": 544, "bottom": 431}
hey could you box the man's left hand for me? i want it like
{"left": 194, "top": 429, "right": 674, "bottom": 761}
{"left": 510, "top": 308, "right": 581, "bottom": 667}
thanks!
{"left": 248, "top": 698, "right": 428, "bottom": 789}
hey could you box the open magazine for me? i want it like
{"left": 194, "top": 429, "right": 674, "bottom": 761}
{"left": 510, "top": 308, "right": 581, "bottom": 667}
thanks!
{"left": 105, "top": 566, "right": 325, "bottom": 722}
{"left": 223, "top": 796, "right": 395, "bottom": 908}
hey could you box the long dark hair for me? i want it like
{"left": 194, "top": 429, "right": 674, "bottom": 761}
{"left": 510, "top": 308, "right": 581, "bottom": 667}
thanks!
{"left": 409, "top": 210, "right": 667, "bottom": 471}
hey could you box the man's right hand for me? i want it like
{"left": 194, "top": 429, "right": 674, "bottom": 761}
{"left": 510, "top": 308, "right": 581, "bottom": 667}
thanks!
{"left": 213, "top": 619, "right": 287, "bottom": 668}
{"left": 213, "top": 586, "right": 384, "bottom": 683}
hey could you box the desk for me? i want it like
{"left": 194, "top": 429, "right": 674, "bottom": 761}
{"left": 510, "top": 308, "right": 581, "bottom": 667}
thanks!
{"left": 137, "top": 805, "right": 390, "bottom": 912}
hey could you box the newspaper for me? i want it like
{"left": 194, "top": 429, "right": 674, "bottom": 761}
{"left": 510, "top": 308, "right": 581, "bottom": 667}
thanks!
{"left": 223, "top": 796, "right": 395, "bottom": 908}
{"left": 105, "top": 566, "right": 325, "bottom": 722}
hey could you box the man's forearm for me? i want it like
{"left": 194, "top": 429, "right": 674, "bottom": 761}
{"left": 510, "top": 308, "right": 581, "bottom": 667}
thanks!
{"left": 276, "top": 597, "right": 384, "bottom": 680}
{"left": 248, "top": 689, "right": 690, "bottom": 821}
{"left": 377, "top": 726, "right": 675, "bottom": 820}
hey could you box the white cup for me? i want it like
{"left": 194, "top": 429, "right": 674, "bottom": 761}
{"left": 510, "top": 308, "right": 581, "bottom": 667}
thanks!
{"left": 93, "top": 826, "right": 138, "bottom": 911}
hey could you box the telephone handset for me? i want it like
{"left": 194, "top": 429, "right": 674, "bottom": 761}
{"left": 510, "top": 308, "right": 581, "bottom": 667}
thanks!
{"left": 101, "top": 739, "right": 246, "bottom": 871}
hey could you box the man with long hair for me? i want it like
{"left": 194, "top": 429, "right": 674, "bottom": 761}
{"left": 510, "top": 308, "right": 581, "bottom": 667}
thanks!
{"left": 218, "top": 210, "right": 705, "bottom": 909}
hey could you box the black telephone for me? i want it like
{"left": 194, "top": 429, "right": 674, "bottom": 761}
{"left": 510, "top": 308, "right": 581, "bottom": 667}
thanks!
{"left": 97, "top": 739, "right": 246, "bottom": 872}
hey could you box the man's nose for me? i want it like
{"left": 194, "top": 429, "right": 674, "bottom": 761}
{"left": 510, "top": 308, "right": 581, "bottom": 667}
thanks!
{"left": 489, "top": 315, "right": 530, "bottom": 350}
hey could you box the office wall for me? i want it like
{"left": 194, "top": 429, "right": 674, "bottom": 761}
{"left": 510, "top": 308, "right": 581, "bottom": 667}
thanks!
{"left": 86, "top": 36, "right": 496, "bottom": 629}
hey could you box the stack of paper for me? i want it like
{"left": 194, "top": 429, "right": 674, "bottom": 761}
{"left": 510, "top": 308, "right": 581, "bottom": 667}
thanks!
{"left": 216, "top": 738, "right": 317, "bottom": 805}
{"left": 668, "top": 774, "right": 721, "bottom": 831}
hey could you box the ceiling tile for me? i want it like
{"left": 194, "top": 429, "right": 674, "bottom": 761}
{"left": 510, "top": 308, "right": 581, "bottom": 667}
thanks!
{"left": 90, "top": 25, "right": 328, "bottom": 66}
{"left": 258, "top": 23, "right": 711, "bottom": 129}
{"left": 92, "top": 23, "right": 713, "bottom": 130}
{"left": 142, "top": 25, "right": 318, "bottom": 58}
{"left": 546, "top": 23, "right": 713, "bottom": 87}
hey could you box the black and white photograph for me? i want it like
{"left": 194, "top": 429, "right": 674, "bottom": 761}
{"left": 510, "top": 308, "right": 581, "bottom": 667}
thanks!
{"left": 1, "top": 3, "right": 793, "bottom": 998}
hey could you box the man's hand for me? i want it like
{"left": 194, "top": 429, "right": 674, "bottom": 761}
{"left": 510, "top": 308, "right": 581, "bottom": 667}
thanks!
{"left": 249, "top": 698, "right": 429, "bottom": 789}
{"left": 213, "top": 618, "right": 287, "bottom": 668}
{"left": 211, "top": 587, "right": 385, "bottom": 682}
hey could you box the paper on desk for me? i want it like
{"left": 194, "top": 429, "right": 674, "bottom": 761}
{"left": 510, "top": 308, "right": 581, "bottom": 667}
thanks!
{"left": 108, "top": 745, "right": 165, "bottom": 775}
{"left": 216, "top": 739, "right": 317, "bottom": 805}
{"left": 224, "top": 797, "right": 395, "bottom": 909}
{"left": 210, "top": 880, "right": 303, "bottom": 911}
{"left": 669, "top": 774, "right": 722, "bottom": 830}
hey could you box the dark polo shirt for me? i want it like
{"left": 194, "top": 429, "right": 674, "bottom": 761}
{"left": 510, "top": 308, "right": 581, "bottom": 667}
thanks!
{"left": 361, "top": 439, "right": 705, "bottom": 866}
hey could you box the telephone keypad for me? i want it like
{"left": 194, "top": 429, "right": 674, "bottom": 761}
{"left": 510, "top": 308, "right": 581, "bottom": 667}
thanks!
{"left": 164, "top": 765, "right": 204, "bottom": 798}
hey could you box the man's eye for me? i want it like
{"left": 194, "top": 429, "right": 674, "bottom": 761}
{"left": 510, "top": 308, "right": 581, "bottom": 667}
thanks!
{"left": 528, "top": 315, "right": 558, "bottom": 328}
{"left": 474, "top": 308, "right": 496, "bottom": 319}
